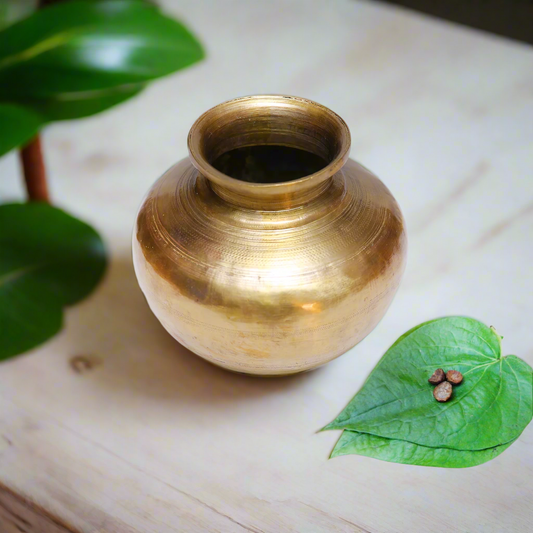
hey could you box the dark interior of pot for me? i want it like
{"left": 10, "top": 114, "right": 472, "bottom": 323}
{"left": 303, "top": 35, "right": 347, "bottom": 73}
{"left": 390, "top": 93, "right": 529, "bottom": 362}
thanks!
{"left": 211, "top": 145, "right": 328, "bottom": 184}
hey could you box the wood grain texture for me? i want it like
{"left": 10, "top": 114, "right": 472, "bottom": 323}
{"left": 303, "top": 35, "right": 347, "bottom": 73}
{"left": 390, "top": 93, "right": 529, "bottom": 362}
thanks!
{"left": 0, "top": 0, "right": 532, "bottom": 531}
{"left": 0, "top": 483, "right": 77, "bottom": 533}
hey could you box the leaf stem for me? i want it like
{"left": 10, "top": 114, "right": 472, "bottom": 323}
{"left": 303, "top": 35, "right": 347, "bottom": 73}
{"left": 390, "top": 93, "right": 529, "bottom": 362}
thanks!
{"left": 490, "top": 325, "right": 503, "bottom": 358}
{"left": 19, "top": 135, "right": 49, "bottom": 203}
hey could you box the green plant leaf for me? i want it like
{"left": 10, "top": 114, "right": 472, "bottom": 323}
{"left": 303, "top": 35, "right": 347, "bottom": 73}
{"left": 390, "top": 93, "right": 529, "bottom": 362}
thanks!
{"left": 331, "top": 431, "right": 517, "bottom": 468}
{"left": 0, "top": 203, "right": 107, "bottom": 360}
{"left": 0, "top": 0, "right": 204, "bottom": 119}
{"left": 0, "top": 0, "right": 37, "bottom": 30}
{"left": 323, "top": 317, "right": 533, "bottom": 451}
{"left": 19, "top": 83, "right": 146, "bottom": 120}
{"left": 0, "top": 103, "right": 44, "bottom": 156}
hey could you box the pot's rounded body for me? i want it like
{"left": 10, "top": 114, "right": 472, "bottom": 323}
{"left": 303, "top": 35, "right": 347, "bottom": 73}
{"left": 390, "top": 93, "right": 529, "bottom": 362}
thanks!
{"left": 133, "top": 96, "right": 407, "bottom": 375}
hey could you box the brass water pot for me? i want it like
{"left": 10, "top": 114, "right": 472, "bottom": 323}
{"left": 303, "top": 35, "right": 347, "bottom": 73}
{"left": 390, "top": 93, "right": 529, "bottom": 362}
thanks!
{"left": 133, "top": 95, "right": 407, "bottom": 375}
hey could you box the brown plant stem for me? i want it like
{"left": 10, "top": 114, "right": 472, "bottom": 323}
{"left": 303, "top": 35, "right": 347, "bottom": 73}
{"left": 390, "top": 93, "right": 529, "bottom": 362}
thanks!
{"left": 18, "top": 0, "right": 57, "bottom": 203}
{"left": 19, "top": 135, "right": 50, "bottom": 203}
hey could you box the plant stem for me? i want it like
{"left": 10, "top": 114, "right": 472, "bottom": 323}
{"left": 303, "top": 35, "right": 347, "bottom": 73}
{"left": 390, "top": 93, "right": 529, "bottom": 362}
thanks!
{"left": 19, "top": 136, "right": 50, "bottom": 203}
{"left": 17, "top": 0, "right": 57, "bottom": 203}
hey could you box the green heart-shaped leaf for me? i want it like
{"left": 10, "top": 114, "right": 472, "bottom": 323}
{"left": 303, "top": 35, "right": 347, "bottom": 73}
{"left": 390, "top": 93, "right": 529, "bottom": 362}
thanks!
{"left": 0, "top": 203, "right": 107, "bottom": 360}
{"left": 331, "top": 430, "right": 516, "bottom": 468}
{"left": 0, "top": 103, "right": 43, "bottom": 156}
{"left": 323, "top": 317, "right": 533, "bottom": 451}
{"left": 0, "top": 0, "right": 204, "bottom": 120}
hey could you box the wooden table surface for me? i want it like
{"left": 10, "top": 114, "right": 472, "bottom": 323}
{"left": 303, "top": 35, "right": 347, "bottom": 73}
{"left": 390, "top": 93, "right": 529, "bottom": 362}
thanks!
{"left": 1, "top": 1, "right": 533, "bottom": 531}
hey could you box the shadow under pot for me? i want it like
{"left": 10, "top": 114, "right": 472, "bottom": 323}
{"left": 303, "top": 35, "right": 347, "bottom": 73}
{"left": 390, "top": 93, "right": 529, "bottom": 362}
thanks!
{"left": 133, "top": 95, "right": 407, "bottom": 375}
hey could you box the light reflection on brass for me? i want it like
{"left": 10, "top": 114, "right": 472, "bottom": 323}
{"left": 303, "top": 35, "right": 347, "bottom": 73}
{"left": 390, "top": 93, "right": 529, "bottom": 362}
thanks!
{"left": 133, "top": 95, "right": 407, "bottom": 375}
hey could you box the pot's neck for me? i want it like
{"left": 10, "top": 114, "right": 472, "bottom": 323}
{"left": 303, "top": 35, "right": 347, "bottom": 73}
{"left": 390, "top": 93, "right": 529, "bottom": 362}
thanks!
{"left": 187, "top": 95, "right": 351, "bottom": 211}
{"left": 205, "top": 172, "right": 334, "bottom": 210}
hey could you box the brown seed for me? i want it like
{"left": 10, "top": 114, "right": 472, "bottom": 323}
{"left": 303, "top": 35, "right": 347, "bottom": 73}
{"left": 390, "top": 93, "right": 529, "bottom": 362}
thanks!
{"left": 428, "top": 368, "right": 446, "bottom": 384}
{"left": 446, "top": 370, "right": 463, "bottom": 385}
{"left": 433, "top": 381, "right": 453, "bottom": 402}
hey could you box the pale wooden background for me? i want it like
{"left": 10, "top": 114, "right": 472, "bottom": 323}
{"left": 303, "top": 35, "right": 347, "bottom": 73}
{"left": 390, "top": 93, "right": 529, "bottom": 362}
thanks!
{"left": 1, "top": 1, "right": 533, "bottom": 531}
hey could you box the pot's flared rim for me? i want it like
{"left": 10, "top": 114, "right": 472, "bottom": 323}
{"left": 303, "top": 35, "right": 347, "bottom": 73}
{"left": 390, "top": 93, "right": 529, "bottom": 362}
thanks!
{"left": 187, "top": 95, "right": 351, "bottom": 198}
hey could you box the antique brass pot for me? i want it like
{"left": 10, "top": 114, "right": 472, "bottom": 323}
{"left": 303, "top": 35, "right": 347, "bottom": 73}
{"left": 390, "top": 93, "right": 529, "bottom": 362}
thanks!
{"left": 133, "top": 95, "right": 407, "bottom": 375}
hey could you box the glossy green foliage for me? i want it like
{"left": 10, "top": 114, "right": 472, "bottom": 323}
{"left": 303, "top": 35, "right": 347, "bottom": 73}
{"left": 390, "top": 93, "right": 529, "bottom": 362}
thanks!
{"left": 0, "top": 1, "right": 204, "bottom": 361}
{"left": 0, "top": 0, "right": 37, "bottom": 30}
{"left": 324, "top": 317, "right": 533, "bottom": 467}
{"left": 0, "top": 0, "right": 204, "bottom": 153}
{"left": 18, "top": 83, "right": 147, "bottom": 121}
{"left": 0, "top": 203, "right": 107, "bottom": 359}
{"left": 0, "top": 103, "right": 43, "bottom": 155}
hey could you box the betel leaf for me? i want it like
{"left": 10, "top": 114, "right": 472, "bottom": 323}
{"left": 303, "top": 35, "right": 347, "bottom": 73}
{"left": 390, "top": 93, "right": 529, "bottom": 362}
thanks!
{"left": 331, "top": 431, "right": 517, "bottom": 468}
{"left": 0, "top": 103, "right": 44, "bottom": 156}
{"left": 323, "top": 317, "right": 533, "bottom": 451}
{"left": 0, "top": 0, "right": 204, "bottom": 120}
{"left": 0, "top": 203, "right": 107, "bottom": 360}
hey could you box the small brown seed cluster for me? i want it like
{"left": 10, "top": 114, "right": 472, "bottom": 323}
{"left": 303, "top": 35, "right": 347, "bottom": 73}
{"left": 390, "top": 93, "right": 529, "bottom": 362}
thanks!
{"left": 429, "top": 368, "right": 463, "bottom": 402}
